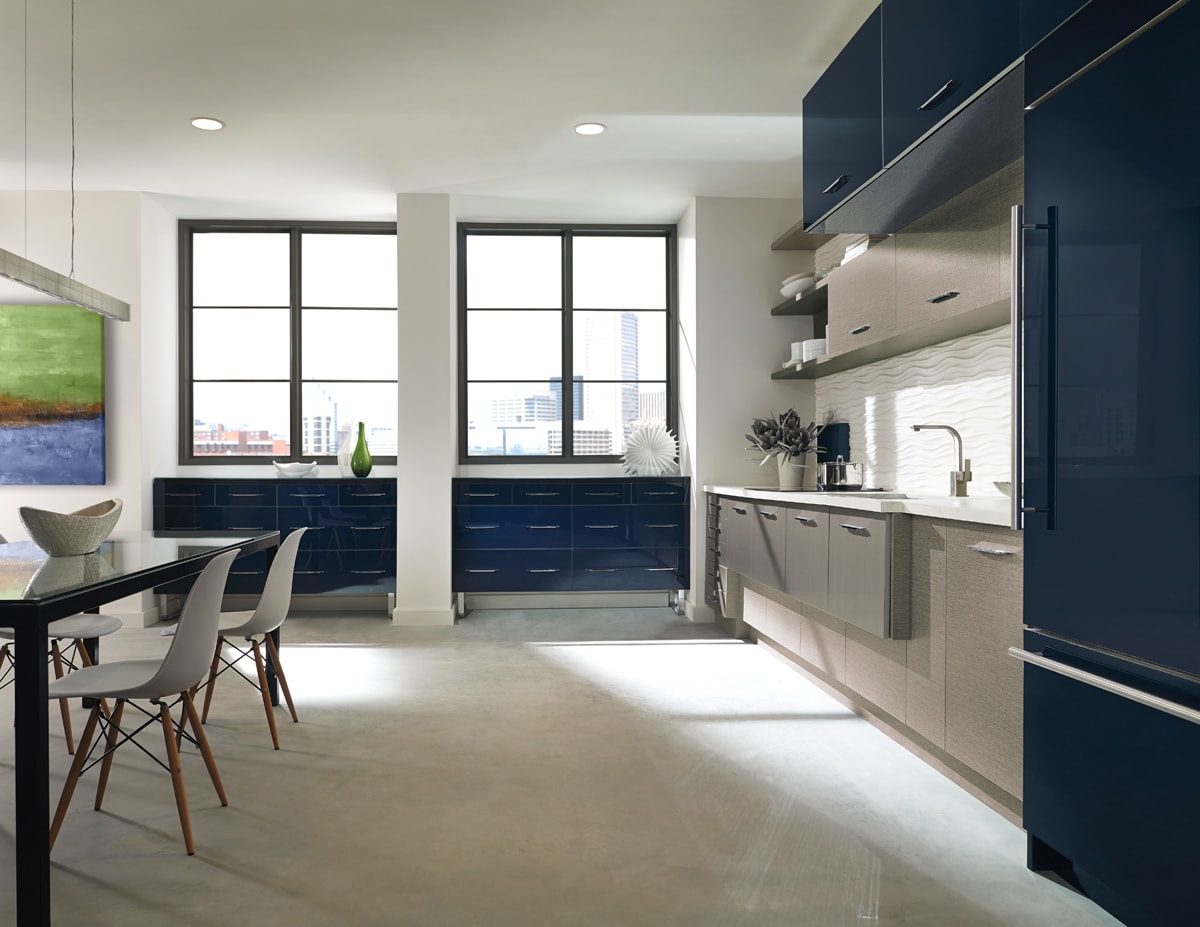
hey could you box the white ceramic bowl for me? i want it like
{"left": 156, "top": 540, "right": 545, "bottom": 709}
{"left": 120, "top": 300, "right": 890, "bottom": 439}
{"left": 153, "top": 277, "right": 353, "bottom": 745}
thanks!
{"left": 780, "top": 276, "right": 816, "bottom": 299}
{"left": 781, "top": 272, "right": 814, "bottom": 287}
{"left": 19, "top": 499, "right": 123, "bottom": 557}
{"left": 273, "top": 460, "right": 318, "bottom": 478}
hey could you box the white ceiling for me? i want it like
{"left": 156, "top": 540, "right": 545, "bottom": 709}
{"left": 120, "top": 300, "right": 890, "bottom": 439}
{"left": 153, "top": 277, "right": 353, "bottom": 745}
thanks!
{"left": 0, "top": 0, "right": 877, "bottom": 223}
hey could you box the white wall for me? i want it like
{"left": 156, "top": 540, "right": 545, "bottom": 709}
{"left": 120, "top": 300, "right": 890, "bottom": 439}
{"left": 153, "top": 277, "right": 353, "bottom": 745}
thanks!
{"left": 682, "top": 196, "right": 817, "bottom": 620}
{"left": 815, "top": 326, "right": 1012, "bottom": 497}
{"left": 393, "top": 194, "right": 457, "bottom": 625}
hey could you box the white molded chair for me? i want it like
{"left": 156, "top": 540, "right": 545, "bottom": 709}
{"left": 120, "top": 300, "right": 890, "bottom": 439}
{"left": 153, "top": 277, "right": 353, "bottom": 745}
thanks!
{"left": 168, "top": 527, "right": 306, "bottom": 750}
{"left": 47, "top": 548, "right": 239, "bottom": 856}
{"left": 0, "top": 532, "right": 124, "bottom": 753}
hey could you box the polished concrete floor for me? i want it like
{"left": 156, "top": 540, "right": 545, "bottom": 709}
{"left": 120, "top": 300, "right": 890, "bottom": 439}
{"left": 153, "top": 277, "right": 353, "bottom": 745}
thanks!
{"left": 0, "top": 607, "right": 1121, "bottom": 926}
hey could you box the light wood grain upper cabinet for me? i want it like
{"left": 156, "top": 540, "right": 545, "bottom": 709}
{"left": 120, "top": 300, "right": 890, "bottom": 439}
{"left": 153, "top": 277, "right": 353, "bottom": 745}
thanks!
{"left": 826, "top": 237, "right": 897, "bottom": 356}
{"left": 784, "top": 506, "right": 829, "bottom": 611}
{"left": 895, "top": 159, "right": 1022, "bottom": 330}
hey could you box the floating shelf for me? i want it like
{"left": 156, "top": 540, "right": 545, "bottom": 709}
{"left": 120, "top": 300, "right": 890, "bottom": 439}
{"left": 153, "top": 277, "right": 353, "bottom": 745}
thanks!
{"left": 771, "top": 285, "right": 827, "bottom": 317}
{"left": 770, "top": 223, "right": 838, "bottom": 252}
{"left": 772, "top": 299, "right": 1009, "bottom": 380}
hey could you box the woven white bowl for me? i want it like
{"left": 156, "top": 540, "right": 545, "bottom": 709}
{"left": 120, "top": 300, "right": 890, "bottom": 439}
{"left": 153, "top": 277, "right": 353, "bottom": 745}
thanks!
{"left": 19, "top": 499, "right": 123, "bottom": 557}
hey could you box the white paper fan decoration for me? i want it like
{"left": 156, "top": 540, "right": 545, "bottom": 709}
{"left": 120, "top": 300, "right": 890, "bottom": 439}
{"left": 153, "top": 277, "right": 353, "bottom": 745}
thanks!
{"left": 622, "top": 423, "right": 679, "bottom": 476}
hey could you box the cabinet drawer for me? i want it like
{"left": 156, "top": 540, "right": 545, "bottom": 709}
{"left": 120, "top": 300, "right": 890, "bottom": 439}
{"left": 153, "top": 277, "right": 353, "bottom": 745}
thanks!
{"left": 572, "top": 482, "right": 631, "bottom": 505}
{"left": 208, "top": 507, "right": 276, "bottom": 532}
{"left": 718, "top": 499, "right": 753, "bottom": 576}
{"left": 572, "top": 506, "right": 630, "bottom": 548}
{"left": 827, "top": 511, "right": 890, "bottom": 636}
{"left": 573, "top": 548, "right": 686, "bottom": 591}
{"left": 633, "top": 481, "right": 689, "bottom": 504}
{"left": 277, "top": 483, "right": 340, "bottom": 506}
{"left": 157, "top": 482, "right": 215, "bottom": 507}
{"left": 339, "top": 482, "right": 396, "bottom": 506}
{"left": 629, "top": 505, "right": 688, "bottom": 549}
{"left": 512, "top": 482, "right": 572, "bottom": 505}
{"left": 215, "top": 484, "right": 273, "bottom": 506}
{"left": 281, "top": 509, "right": 396, "bottom": 549}
{"left": 454, "top": 549, "right": 572, "bottom": 592}
{"left": 293, "top": 548, "right": 396, "bottom": 593}
{"left": 454, "top": 482, "right": 513, "bottom": 505}
{"left": 225, "top": 550, "right": 268, "bottom": 594}
{"left": 784, "top": 506, "right": 830, "bottom": 611}
{"left": 750, "top": 503, "right": 787, "bottom": 590}
{"left": 453, "top": 506, "right": 571, "bottom": 549}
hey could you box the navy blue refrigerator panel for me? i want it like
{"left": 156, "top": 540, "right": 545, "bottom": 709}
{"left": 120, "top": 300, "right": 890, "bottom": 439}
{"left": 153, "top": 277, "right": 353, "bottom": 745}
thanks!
{"left": 1022, "top": 0, "right": 1200, "bottom": 676}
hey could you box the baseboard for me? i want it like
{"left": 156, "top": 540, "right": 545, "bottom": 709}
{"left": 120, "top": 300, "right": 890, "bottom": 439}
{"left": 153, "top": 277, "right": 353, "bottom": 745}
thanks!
{"left": 462, "top": 591, "right": 673, "bottom": 610}
{"left": 391, "top": 604, "right": 456, "bottom": 626}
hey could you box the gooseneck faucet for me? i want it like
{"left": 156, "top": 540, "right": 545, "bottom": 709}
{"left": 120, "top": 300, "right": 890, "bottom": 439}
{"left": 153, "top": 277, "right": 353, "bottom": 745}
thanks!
{"left": 911, "top": 424, "right": 972, "bottom": 497}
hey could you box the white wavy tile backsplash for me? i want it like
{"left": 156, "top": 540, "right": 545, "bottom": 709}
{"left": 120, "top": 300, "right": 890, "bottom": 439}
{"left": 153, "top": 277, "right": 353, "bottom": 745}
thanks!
{"left": 815, "top": 326, "right": 1012, "bottom": 498}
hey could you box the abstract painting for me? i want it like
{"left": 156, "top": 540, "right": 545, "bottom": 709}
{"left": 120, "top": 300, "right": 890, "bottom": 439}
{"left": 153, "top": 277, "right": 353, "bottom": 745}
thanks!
{"left": 0, "top": 304, "right": 105, "bottom": 484}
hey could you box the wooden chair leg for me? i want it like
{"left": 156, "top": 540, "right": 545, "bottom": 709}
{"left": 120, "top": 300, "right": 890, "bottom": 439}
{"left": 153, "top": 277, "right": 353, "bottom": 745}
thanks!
{"left": 264, "top": 633, "right": 299, "bottom": 723}
{"left": 49, "top": 704, "right": 102, "bottom": 852}
{"left": 182, "top": 691, "right": 228, "bottom": 806}
{"left": 50, "top": 640, "right": 75, "bottom": 754}
{"left": 200, "top": 638, "right": 223, "bottom": 723}
{"left": 251, "top": 639, "right": 281, "bottom": 750}
{"left": 158, "top": 701, "right": 195, "bottom": 855}
{"left": 94, "top": 699, "right": 126, "bottom": 811}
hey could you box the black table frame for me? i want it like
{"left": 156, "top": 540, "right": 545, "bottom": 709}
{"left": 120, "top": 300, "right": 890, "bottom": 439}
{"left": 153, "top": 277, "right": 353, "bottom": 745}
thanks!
{"left": 1, "top": 531, "right": 279, "bottom": 927}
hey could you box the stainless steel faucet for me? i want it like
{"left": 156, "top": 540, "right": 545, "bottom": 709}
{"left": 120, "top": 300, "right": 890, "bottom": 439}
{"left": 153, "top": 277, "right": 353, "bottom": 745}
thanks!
{"left": 911, "top": 424, "right": 972, "bottom": 497}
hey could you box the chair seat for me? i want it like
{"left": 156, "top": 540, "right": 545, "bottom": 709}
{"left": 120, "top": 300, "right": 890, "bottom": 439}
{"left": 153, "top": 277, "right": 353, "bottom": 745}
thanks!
{"left": 160, "top": 609, "right": 258, "bottom": 638}
{"left": 47, "top": 614, "right": 124, "bottom": 639}
{"left": 46, "top": 659, "right": 166, "bottom": 701}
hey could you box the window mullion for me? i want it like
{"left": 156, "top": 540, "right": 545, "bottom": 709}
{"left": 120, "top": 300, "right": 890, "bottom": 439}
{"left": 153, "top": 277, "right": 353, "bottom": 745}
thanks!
{"left": 561, "top": 232, "right": 574, "bottom": 459}
{"left": 289, "top": 229, "right": 304, "bottom": 459}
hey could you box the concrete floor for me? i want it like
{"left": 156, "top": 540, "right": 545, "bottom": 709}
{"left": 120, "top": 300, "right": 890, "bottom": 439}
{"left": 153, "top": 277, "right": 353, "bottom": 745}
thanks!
{"left": 0, "top": 607, "right": 1121, "bottom": 926}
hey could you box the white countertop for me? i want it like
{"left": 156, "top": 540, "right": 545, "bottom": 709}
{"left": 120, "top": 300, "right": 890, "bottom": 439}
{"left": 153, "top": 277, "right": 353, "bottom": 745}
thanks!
{"left": 704, "top": 485, "right": 1015, "bottom": 528}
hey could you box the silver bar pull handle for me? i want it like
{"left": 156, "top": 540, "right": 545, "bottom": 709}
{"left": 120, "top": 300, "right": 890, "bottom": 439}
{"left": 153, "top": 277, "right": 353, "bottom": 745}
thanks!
{"left": 466, "top": 569, "right": 498, "bottom": 574}
{"left": 525, "top": 525, "right": 561, "bottom": 530}
{"left": 840, "top": 523, "right": 866, "bottom": 532}
{"left": 643, "top": 524, "right": 679, "bottom": 529}
{"left": 822, "top": 174, "right": 850, "bottom": 195}
{"left": 1009, "top": 648, "right": 1200, "bottom": 727}
{"left": 585, "top": 525, "right": 619, "bottom": 530}
{"left": 918, "top": 79, "right": 959, "bottom": 111}
{"left": 968, "top": 543, "right": 1016, "bottom": 556}
{"left": 586, "top": 568, "right": 618, "bottom": 573}
{"left": 526, "top": 568, "right": 560, "bottom": 573}
{"left": 849, "top": 324, "right": 871, "bottom": 335}
{"left": 927, "top": 290, "right": 960, "bottom": 304}
{"left": 759, "top": 512, "right": 778, "bottom": 521}
{"left": 731, "top": 506, "right": 747, "bottom": 515}
{"left": 466, "top": 524, "right": 499, "bottom": 530}
{"left": 1011, "top": 204, "right": 1024, "bottom": 530}
{"left": 793, "top": 516, "right": 817, "bottom": 525}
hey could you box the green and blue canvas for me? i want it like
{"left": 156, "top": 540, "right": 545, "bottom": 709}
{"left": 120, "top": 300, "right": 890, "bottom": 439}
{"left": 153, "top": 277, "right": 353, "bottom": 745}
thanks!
{"left": 0, "top": 304, "right": 106, "bottom": 484}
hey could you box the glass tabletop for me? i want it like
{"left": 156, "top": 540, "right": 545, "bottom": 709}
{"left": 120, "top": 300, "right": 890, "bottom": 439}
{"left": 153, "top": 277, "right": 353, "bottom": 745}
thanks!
{"left": 0, "top": 530, "right": 277, "bottom": 603}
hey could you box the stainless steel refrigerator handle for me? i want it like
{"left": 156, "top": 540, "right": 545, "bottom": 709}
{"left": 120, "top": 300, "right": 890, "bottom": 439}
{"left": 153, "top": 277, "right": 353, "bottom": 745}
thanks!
{"left": 1011, "top": 205, "right": 1024, "bottom": 530}
{"left": 1009, "top": 647, "right": 1200, "bottom": 727}
{"left": 1011, "top": 205, "right": 1058, "bottom": 530}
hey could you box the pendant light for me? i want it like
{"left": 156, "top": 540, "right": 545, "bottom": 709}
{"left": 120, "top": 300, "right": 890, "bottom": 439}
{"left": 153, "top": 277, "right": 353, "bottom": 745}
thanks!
{"left": 0, "top": 0, "right": 130, "bottom": 321}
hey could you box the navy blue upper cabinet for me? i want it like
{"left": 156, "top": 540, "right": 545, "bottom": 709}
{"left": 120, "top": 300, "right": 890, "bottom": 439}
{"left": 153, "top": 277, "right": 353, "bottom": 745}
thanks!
{"left": 1018, "top": 0, "right": 1087, "bottom": 53}
{"left": 881, "top": 0, "right": 1018, "bottom": 165}
{"left": 802, "top": 6, "right": 882, "bottom": 231}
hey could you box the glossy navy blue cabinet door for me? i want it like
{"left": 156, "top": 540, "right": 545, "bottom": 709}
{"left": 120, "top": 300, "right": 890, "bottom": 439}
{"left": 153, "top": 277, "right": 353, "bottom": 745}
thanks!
{"left": 881, "top": 0, "right": 1018, "bottom": 164}
{"left": 802, "top": 6, "right": 882, "bottom": 231}
{"left": 1023, "top": 1, "right": 1200, "bottom": 675}
{"left": 1018, "top": 0, "right": 1086, "bottom": 54}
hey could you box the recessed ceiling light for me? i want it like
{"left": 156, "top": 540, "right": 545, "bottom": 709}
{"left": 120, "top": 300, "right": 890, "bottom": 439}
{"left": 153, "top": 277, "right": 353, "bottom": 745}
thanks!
{"left": 191, "top": 117, "right": 225, "bottom": 131}
{"left": 574, "top": 122, "right": 606, "bottom": 136}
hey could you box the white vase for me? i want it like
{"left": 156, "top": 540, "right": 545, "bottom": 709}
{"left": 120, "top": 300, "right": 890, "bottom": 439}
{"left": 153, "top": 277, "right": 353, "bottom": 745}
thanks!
{"left": 800, "top": 451, "right": 820, "bottom": 491}
{"left": 777, "top": 454, "right": 803, "bottom": 490}
{"left": 337, "top": 429, "right": 357, "bottom": 477}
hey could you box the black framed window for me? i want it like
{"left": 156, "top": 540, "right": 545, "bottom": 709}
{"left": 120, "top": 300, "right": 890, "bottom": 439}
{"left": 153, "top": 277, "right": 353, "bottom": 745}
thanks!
{"left": 458, "top": 223, "right": 676, "bottom": 462}
{"left": 179, "top": 220, "right": 398, "bottom": 463}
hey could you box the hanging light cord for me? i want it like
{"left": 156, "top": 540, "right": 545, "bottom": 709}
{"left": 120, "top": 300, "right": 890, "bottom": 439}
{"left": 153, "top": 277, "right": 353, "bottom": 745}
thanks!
{"left": 23, "top": 0, "right": 28, "bottom": 253}
{"left": 69, "top": 0, "right": 76, "bottom": 279}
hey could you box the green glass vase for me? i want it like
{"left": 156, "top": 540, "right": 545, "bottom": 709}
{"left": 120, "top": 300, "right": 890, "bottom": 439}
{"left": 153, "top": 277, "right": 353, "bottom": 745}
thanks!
{"left": 350, "top": 422, "right": 372, "bottom": 477}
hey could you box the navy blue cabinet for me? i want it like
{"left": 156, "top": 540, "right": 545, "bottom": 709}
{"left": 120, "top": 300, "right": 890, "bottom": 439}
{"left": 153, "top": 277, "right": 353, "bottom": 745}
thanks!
{"left": 881, "top": 0, "right": 1018, "bottom": 164}
{"left": 1018, "top": 0, "right": 1087, "bottom": 53}
{"left": 452, "top": 477, "right": 690, "bottom": 594}
{"left": 802, "top": 6, "right": 882, "bottom": 231}
{"left": 153, "top": 477, "right": 397, "bottom": 595}
{"left": 1020, "top": 4, "right": 1200, "bottom": 924}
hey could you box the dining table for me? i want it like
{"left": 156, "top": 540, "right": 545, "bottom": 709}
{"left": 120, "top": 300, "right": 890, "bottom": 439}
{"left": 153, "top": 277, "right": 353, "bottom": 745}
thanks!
{"left": 0, "top": 529, "right": 280, "bottom": 927}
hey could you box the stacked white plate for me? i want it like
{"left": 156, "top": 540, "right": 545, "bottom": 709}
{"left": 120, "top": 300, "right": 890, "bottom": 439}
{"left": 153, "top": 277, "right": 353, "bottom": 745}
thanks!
{"left": 780, "top": 272, "right": 815, "bottom": 299}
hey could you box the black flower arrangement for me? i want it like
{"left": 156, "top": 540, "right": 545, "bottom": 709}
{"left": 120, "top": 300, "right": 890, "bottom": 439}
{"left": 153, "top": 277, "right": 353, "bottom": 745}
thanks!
{"left": 746, "top": 409, "right": 824, "bottom": 465}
